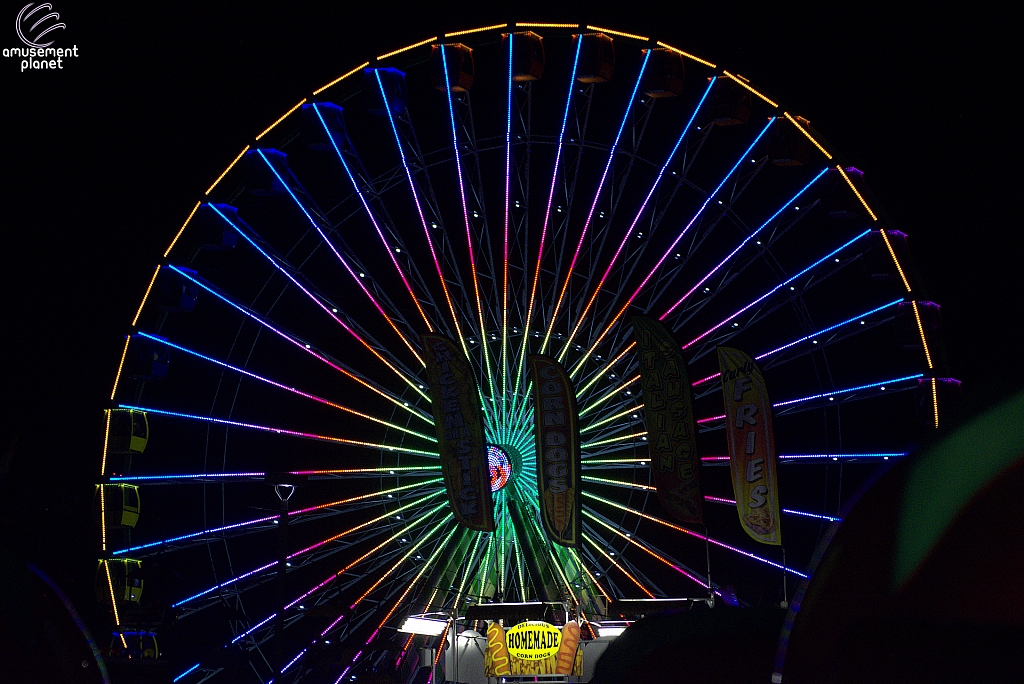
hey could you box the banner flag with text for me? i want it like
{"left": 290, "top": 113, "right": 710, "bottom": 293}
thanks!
{"left": 633, "top": 316, "right": 703, "bottom": 524}
{"left": 717, "top": 346, "right": 781, "bottom": 545}
{"left": 529, "top": 355, "right": 581, "bottom": 548}
{"left": 422, "top": 333, "right": 494, "bottom": 532}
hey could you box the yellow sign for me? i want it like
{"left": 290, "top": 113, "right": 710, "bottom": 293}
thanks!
{"left": 485, "top": 621, "right": 582, "bottom": 676}
{"left": 505, "top": 621, "right": 562, "bottom": 660}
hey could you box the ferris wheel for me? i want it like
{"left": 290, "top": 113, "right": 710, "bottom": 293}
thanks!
{"left": 96, "top": 22, "right": 951, "bottom": 684}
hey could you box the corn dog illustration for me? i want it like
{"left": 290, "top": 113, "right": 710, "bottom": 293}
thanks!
{"left": 554, "top": 620, "right": 580, "bottom": 674}
{"left": 544, "top": 488, "right": 574, "bottom": 535}
{"left": 486, "top": 621, "right": 511, "bottom": 676}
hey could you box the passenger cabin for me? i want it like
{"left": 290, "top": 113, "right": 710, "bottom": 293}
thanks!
{"left": 94, "top": 484, "right": 140, "bottom": 529}
{"left": 108, "top": 409, "right": 148, "bottom": 455}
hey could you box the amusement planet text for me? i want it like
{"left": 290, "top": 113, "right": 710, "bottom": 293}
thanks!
{"left": 4, "top": 45, "right": 78, "bottom": 72}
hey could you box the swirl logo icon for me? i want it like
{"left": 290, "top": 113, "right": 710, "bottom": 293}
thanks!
{"left": 17, "top": 3, "right": 65, "bottom": 48}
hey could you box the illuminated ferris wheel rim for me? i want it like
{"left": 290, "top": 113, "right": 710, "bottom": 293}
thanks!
{"left": 99, "top": 20, "right": 948, "bottom": 684}
{"left": 186, "top": 21, "right": 924, "bottom": 409}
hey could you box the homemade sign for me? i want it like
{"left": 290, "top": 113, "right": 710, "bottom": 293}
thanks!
{"left": 484, "top": 620, "right": 582, "bottom": 676}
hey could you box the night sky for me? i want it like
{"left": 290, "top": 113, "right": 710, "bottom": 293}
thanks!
{"left": 2, "top": 0, "right": 1018, "bottom": 676}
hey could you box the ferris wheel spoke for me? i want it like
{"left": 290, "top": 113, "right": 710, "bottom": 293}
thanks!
{"left": 178, "top": 520, "right": 418, "bottom": 621}
{"left": 568, "top": 116, "right": 776, "bottom": 380}
{"left": 312, "top": 527, "right": 457, "bottom": 680}
{"left": 116, "top": 404, "right": 439, "bottom": 457}
{"left": 571, "top": 167, "right": 828, "bottom": 407}
{"left": 579, "top": 400, "right": 643, "bottom": 436}
{"left": 584, "top": 146, "right": 765, "bottom": 352}
{"left": 126, "top": 481, "right": 442, "bottom": 571}
{"left": 581, "top": 530, "right": 659, "bottom": 598}
{"left": 511, "top": 480, "right": 599, "bottom": 610}
{"left": 758, "top": 298, "right": 904, "bottom": 371}
{"left": 169, "top": 218, "right": 430, "bottom": 401}
{"left": 232, "top": 511, "right": 452, "bottom": 649}
{"left": 259, "top": 561, "right": 425, "bottom": 671}
{"left": 536, "top": 79, "right": 596, "bottom": 328}
{"left": 581, "top": 429, "right": 648, "bottom": 451}
{"left": 498, "top": 34, "right": 516, "bottom": 429}
{"left": 694, "top": 372, "right": 924, "bottom": 431}
{"left": 701, "top": 495, "right": 841, "bottom": 522}
{"left": 441, "top": 47, "right": 499, "bottom": 403}
{"left": 561, "top": 105, "right": 661, "bottom": 363}
{"left": 583, "top": 507, "right": 713, "bottom": 592}
{"left": 165, "top": 264, "right": 430, "bottom": 419}
{"left": 540, "top": 49, "right": 653, "bottom": 356}
{"left": 578, "top": 372, "right": 640, "bottom": 418}
{"left": 575, "top": 345, "right": 636, "bottom": 400}
{"left": 582, "top": 475, "right": 840, "bottom": 523}
{"left": 450, "top": 95, "right": 502, "bottom": 324}
{"left": 108, "top": 465, "right": 440, "bottom": 486}
{"left": 557, "top": 75, "right": 718, "bottom": 367}
{"left": 691, "top": 297, "right": 905, "bottom": 397}
{"left": 135, "top": 331, "right": 436, "bottom": 442}
{"left": 507, "top": 517, "right": 529, "bottom": 603}
{"left": 303, "top": 507, "right": 456, "bottom": 610}
{"left": 511, "top": 34, "right": 584, "bottom": 405}
{"left": 581, "top": 474, "right": 654, "bottom": 493}
{"left": 500, "top": 72, "right": 541, "bottom": 425}
{"left": 114, "top": 514, "right": 279, "bottom": 559}
{"left": 174, "top": 498, "right": 445, "bottom": 613}
{"left": 475, "top": 533, "right": 497, "bottom": 604}
{"left": 452, "top": 530, "right": 486, "bottom": 612}
{"left": 310, "top": 103, "right": 439, "bottom": 334}
{"left": 581, "top": 456, "right": 650, "bottom": 469}
{"left": 513, "top": 484, "right": 572, "bottom": 592}
{"left": 372, "top": 70, "right": 474, "bottom": 355}
{"left": 660, "top": 168, "right": 830, "bottom": 325}
{"left": 578, "top": 544, "right": 624, "bottom": 598}
{"left": 250, "top": 153, "right": 428, "bottom": 369}
{"left": 681, "top": 228, "right": 872, "bottom": 357}
{"left": 637, "top": 159, "right": 773, "bottom": 318}
{"left": 584, "top": 491, "right": 807, "bottom": 578}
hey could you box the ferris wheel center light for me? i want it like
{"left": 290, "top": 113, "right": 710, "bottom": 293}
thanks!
{"left": 487, "top": 445, "right": 513, "bottom": 492}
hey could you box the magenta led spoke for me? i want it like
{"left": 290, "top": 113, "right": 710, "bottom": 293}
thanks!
{"left": 110, "top": 472, "right": 265, "bottom": 482}
{"left": 173, "top": 562, "right": 277, "bottom": 607}
{"left": 543, "top": 49, "right": 652, "bottom": 351}
{"left": 752, "top": 298, "right": 904, "bottom": 361}
{"left": 166, "top": 265, "right": 424, "bottom": 418}
{"left": 703, "top": 495, "right": 841, "bottom": 521}
{"left": 312, "top": 103, "right": 431, "bottom": 331}
{"left": 117, "top": 403, "right": 438, "bottom": 457}
{"left": 574, "top": 117, "right": 776, "bottom": 370}
{"left": 209, "top": 202, "right": 425, "bottom": 385}
{"left": 584, "top": 493, "right": 807, "bottom": 577}
{"left": 518, "top": 36, "right": 582, "bottom": 365}
{"left": 682, "top": 230, "right": 871, "bottom": 350}
{"left": 135, "top": 331, "right": 434, "bottom": 441}
{"left": 374, "top": 69, "right": 466, "bottom": 346}
{"left": 690, "top": 299, "right": 904, "bottom": 387}
{"left": 660, "top": 167, "right": 829, "bottom": 319}
{"left": 561, "top": 76, "right": 717, "bottom": 364}
{"left": 694, "top": 374, "right": 923, "bottom": 424}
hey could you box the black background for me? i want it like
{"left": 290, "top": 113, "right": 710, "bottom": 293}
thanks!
{"left": 1, "top": 0, "right": 1018, "bottom": 669}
